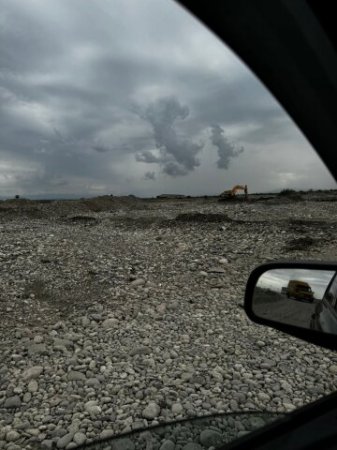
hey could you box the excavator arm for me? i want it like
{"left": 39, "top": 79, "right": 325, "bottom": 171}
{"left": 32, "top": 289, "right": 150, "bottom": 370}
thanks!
{"left": 220, "top": 184, "right": 248, "bottom": 199}
{"left": 231, "top": 185, "right": 247, "bottom": 195}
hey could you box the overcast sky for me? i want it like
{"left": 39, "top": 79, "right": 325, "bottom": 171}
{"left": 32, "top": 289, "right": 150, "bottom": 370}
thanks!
{"left": 1, "top": 0, "right": 336, "bottom": 198}
{"left": 258, "top": 269, "right": 335, "bottom": 299}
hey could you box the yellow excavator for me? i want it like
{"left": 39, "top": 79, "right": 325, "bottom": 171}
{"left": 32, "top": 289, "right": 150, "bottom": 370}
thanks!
{"left": 219, "top": 184, "right": 248, "bottom": 200}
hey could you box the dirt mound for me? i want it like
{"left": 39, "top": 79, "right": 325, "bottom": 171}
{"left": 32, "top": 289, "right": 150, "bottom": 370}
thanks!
{"left": 283, "top": 236, "right": 317, "bottom": 251}
{"left": 112, "top": 216, "right": 165, "bottom": 228}
{"left": 174, "top": 213, "right": 231, "bottom": 223}
{"left": 0, "top": 201, "right": 45, "bottom": 218}
{"left": 82, "top": 195, "right": 142, "bottom": 212}
{"left": 67, "top": 215, "right": 100, "bottom": 225}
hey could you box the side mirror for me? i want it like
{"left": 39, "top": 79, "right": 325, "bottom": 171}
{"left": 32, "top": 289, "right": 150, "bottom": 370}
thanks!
{"left": 245, "top": 262, "right": 337, "bottom": 351}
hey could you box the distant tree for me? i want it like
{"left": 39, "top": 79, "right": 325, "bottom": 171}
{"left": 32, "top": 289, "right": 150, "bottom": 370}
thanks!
{"left": 278, "top": 189, "right": 296, "bottom": 196}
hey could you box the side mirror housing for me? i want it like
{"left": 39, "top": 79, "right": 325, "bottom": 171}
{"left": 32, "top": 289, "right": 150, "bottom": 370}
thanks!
{"left": 244, "top": 261, "right": 337, "bottom": 351}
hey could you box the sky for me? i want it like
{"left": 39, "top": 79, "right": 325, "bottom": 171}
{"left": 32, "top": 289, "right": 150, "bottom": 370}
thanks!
{"left": 0, "top": 0, "right": 336, "bottom": 199}
{"left": 258, "top": 269, "right": 336, "bottom": 300}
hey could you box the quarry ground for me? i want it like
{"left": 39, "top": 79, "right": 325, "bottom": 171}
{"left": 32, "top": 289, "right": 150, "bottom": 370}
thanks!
{"left": 1, "top": 191, "right": 337, "bottom": 449}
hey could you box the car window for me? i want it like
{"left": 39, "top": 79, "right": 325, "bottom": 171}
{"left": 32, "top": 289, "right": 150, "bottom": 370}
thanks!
{"left": 324, "top": 274, "right": 337, "bottom": 307}
{"left": 1, "top": 1, "right": 337, "bottom": 449}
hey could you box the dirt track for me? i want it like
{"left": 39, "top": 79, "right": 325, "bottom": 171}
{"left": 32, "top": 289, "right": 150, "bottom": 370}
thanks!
{"left": 254, "top": 290, "right": 317, "bottom": 328}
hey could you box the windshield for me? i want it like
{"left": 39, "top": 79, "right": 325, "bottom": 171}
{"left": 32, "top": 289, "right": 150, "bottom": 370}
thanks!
{"left": 1, "top": 1, "right": 337, "bottom": 449}
{"left": 298, "top": 286, "right": 311, "bottom": 292}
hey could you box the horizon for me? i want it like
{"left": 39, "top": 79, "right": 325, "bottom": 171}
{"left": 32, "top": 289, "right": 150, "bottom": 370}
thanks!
{"left": 1, "top": 187, "right": 336, "bottom": 202}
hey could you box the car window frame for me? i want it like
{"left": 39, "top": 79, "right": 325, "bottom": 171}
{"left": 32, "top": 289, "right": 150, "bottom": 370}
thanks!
{"left": 323, "top": 272, "right": 337, "bottom": 307}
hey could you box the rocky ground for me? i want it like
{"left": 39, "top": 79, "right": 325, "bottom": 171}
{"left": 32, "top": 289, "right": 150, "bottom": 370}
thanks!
{"left": 1, "top": 192, "right": 337, "bottom": 450}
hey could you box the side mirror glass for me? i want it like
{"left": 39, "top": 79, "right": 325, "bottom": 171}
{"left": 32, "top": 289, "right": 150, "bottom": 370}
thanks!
{"left": 245, "top": 262, "right": 337, "bottom": 350}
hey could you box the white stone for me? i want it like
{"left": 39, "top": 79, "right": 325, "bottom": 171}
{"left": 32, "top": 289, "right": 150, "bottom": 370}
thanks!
{"left": 73, "top": 432, "right": 86, "bottom": 445}
{"left": 142, "top": 402, "right": 160, "bottom": 419}
{"left": 28, "top": 380, "right": 38, "bottom": 393}
{"left": 102, "top": 318, "right": 119, "bottom": 329}
{"left": 84, "top": 400, "right": 101, "bottom": 417}
{"left": 171, "top": 403, "right": 183, "bottom": 415}
{"left": 22, "top": 366, "right": 43, "bottom": 380}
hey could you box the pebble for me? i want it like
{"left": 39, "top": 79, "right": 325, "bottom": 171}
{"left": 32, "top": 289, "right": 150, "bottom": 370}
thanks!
{"left": 6, "top": 431, "right": 20, "bottom": 442}
{"left": 249, "top": 417, "right": 266, "bottom": 429}
{"left": 182, "top": 443, "right": 203, "bottom": 450}
{"left": 157, "top": 303, "right": 166, "bottom": 314}
{"left": 56, "top": 432, "right": 74, "bottom": 449}
{"left": 102, "top": 318, "right": 119, "bottom": 329}
{"left": 4, "top": 396, "right": 21, "bottom": 409}
{"left": 86, "top": 377, "right": 101, "bottom": 387}
{"left": 160, "top": 440, "right": 175, "bottom": 450}
{"left": 27, "top": 380, "right": 38, "bottom": 393}
{"left": 200, "top": 429, "right": 223, "bottom": 447}
{"left": 219, "top": 258, "right": 228, "bottom": 264}
{"left": 27, "top": 343, "right": 47, "bottom": 355}
{"left": 131, "top": 278, "right": 145, "bottom": 286}
{"left": 100, "top": 429, "right": 115, "bottom": 439}
{"left": 130, "top": 346, "right": 151, "bottom": 356}
{"left": 22, "top": 366, "right": 43, "bottom": 380}
{"left": 85, "top": 400, "right": 102, "bottom": 417}
{"left": 142, "top": 402, "right": 160, "bottom": 419}
{"left": 328, "top": 365, "right": 337, "bottom": 374}
{"left": 81, "top": 317, "right": 90, "bottom": 327}
{"left": 172, "top": 403, "right": 183, "bottom": 415}
{"left": 6, "top": 445, "right": 22, "bottom": 450}
{"left": 283, "top": 403, "right": 296, "bottom": 411}
{"left": 113, "top": 438, "right": 135, "bottom": 450}
{"left": 68, "top": 371, "right": 86, "bottom": 382}
{"left": 257, "top": 393, "right": 270, "bottom": 402}
{"left": 73, "top": 432, "right": 86, "bottom": 445}
{"left": 260, "top": 359, "right": 276, "bottom": 369}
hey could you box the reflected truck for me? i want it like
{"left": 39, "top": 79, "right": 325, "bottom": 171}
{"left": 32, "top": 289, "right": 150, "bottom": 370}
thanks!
{"left": 286, "top": 280, "right": 314, "bottom": 302}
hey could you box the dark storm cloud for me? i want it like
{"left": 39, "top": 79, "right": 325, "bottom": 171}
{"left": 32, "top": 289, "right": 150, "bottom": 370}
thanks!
{"left": 135, "top": 150, "right": 161, "bottom": 164}
{"left": 136, "top": 97, "right": 203, "bottom": 176}
{"left": 210, "top": 124, "right": 244, "bottom": 169}
{"left": 144, "top": 171, "right": 156, "bottom": 180}
{"left": 163, "top": 161, "right": 189, "bottom": 176}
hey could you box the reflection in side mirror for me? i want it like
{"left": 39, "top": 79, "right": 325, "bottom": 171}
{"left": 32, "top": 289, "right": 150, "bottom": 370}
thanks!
{"left": 252, "top": 268, "right": 337, "bottom": 335}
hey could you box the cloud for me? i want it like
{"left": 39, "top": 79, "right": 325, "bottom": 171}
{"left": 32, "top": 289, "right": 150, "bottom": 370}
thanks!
{"left": 92, "top": 145, "right": 110, "bottom": 153}
{"left": 135, "top": 150, "right": 161, "bottom": 163}
{"left": 144, "top": 171, "right": 156, "bottom": 180}
{"left": 210, "top": 124, "right": 244, "bottom": 169}
{"left": 162, "top": 161, "right": 189, "bottom": 176}
{"left": 136, "top": 96, "right": 203, "bottom": 176}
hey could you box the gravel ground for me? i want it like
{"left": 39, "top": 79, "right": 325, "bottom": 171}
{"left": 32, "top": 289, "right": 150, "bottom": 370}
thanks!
{"left": 1, "top": 194, "right": 337, "bottom": 449}
{"left": 81, "top": 412, "right": 282, "bottom": 450}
